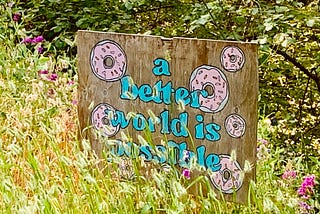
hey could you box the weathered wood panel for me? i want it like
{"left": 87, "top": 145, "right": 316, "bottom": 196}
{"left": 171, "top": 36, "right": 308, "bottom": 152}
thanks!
{"left": 77, "top": 30, "right": 258, "bottom": 203}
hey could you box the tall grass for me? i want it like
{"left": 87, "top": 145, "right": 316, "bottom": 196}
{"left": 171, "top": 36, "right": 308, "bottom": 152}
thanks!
{"left": 0, "top": 4, "right": 319, "bottom": 214}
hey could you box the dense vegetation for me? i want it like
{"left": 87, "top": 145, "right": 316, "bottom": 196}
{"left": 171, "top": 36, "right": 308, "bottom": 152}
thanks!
{"left": 0, "top": 0, "right": 319, "bottom": 213}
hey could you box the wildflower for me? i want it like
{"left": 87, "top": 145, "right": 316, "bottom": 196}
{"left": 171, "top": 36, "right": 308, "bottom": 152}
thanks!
{"left": 38, "top": 70, "right": 49, "bottom": 75}
{"left": 72, "top": 100, "right": 78, "bottom": 105}
{"left": 299, "top": 201, "right": 311, "bottom": 211}
{"left": 182, "top": 168, "right": 190, "bottom": 179}
{"left": 258, "top": 138, "right": 268, "bottom": 145}
{"left": 37, "top": 46, "right": 44, "bottom": 54}
{"left": 47, "top": 73, "right": 58, "bottom": 81}
{"left": 13, "top": 12, "right": 21, "bottom": 22}
{"left": 298, "top": 174, "right": 316, "bottom": 198}
{"left": 22, "top": 37, "right": 33, "bottom": 44}
{"left": 32, "top": 36, "right": 44, "bottom": 43}
{"left": 282, "top": 170, "right": 297, "bottom": 180}
{"left": 67, "top": 80, "right": 75, "bottom": 86}
{"left": 7, "top": 2, "right": 14, "bottom": 8}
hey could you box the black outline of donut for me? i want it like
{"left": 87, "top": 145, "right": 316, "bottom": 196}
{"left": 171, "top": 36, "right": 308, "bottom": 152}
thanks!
{"left": 90, "top": 40, "right": 127, "bottom": 82}
{"left": 220, "top": 46, "right": 245, "bottom": 72}
{"left": 210, "top": 154, "right": 243, "bottom": 194}
{"left": 224, "top": 113, "right": 246, "bottom": 138}
{"left": 189, "top": 65, "right": 229, "bottom": 113}
{"left": 90, "top": 103, "right": 120, "bottom": 137}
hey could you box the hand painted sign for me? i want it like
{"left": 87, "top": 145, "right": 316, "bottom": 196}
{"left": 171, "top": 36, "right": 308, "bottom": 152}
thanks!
{"left": 77, "top": 30, "right": 258, "bottom": 203}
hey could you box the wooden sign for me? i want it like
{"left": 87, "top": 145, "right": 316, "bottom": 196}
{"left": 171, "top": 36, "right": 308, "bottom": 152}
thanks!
{"left": 77, "top": 30, "right": 258, "bottom": 203}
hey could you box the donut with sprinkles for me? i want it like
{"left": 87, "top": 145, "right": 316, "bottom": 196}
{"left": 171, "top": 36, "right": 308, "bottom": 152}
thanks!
{"left": 90, "top": 40, "right": 127, "bottom": 81}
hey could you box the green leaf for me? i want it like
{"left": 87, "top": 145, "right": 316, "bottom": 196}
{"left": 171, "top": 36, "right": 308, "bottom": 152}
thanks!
{"left": 264, "top": 22, "right": 274, "bottom": 31}
{"left": 197, "top": 14, "right": 210, "bottom": 25}
{"left": 306, "top": 19, "right": 315, "bottom": 27}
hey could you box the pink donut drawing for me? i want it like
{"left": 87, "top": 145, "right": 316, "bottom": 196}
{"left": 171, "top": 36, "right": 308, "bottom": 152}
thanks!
{"left": 189, "top": 65, "right": 229, "bottom": 113}
{"left": 225, "top": 113, "right": 246, "bottom": 138}
{"left": 91, "top": 103, "right": 119, "bottom": 137}
{"left": 90, "top": 40, "right": 127, "bottom": 81}
{"left": 210, "top": 154, "right": 243, "bottom": 194}
{"left": 220, "top": 46, "right": 245, "bottom": 72}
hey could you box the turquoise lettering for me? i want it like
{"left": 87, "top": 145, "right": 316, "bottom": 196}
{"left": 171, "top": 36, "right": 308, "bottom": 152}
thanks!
{"left": 154, "top": 145, "right": 167, "bottom": 164}
{"left": 194, "top": 114, "right": 205, "bottom": 139}
{"left": 171, "top": 112, "right": 189, "bottom": 137}
{"left": 153, "top": 80, "right": 172, "bottom": 104}
{"left": 110, "top": 110, "right": 130, "bottom": 128}
{"left": 205, "top": 123, "right": 221, "bottom": 141}
{"left": 175, "top": 87, "right": 190, "bottom": 106}
{"left": 167, "top": 141, "right": 187, "bottom": 165}
{"left": 152, "top": 58, "right": 171, "bottom": 76}
{"left": 120, "top": 76, "right": 138, "bottom": 100}
{"left": 196, "top": 146, "right": 206, "bottom": 168}
{"left": 138, "top": 84, "right": 153, "bottom": 102}
{"left": 160, "top": 110, "right": 170, "bottom": 134}
{"left": 205, "top": 154, "right": 221, "bottom": 172}
{"left": 133, "top": 113, "right": 147, "bottom": 131}
{"left": 140, "top": 145, "right": 152, "bottom": 161}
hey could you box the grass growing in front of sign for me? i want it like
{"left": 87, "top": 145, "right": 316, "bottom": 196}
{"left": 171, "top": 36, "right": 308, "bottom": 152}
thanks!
{"left": 1, "top": 8, "right": 319, "bottom": 213}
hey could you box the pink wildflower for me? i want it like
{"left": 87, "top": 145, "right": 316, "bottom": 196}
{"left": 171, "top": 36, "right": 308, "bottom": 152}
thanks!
{"left": 47, "top": 73, "right": 58, "bottom": 81}
{"left": 282, "top": 170, "right": 297, "bottom": 180}
{"left": 67, "top": 80, "right": 75, "bottom": 86}
{"left": 22, "top": 37, "right": 33, "bottom": 44}
{"left": 37, "top": 46, "right": 44, "bottom": 54}
{"left": 182, "top": 168, "right": 191, "bottom": 179}
{"left": 13, "top": 12, "right": 21, "bottom": 22}
{"left": 258, "top": 138, "right": 268, "bottom": 145}
{"left": 38, "top": 70, "right": 49, "bottom": 75}
{"left": 298, "top": 174, "right": 316, "bottom": 198}
{"left": 32, "top": 36, "right": 44, "bottom": 44}
{"left": 72, "top": 100, "right": 78, "bottom": 105}
{"left": 299, "top": 201, "right": 311, "bottom": 211}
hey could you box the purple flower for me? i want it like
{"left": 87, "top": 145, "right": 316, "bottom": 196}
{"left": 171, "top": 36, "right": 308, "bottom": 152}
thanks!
{"left": 182, "top": 168, "right": 191, "bottom": 179}
{"left": 38, "top": 70, "right": 49, "bottom": 75}
{"left": 32, "top": 36, "right": 44, "bottom": 44}
{"left": 13, "top": 12, "right": 21, "bottom": 22}
{"left": 282, "top": 170, "right": 297, "bottom": 180}
{"left": 72, "top": 100, "right": 78, "bottom": 105}
{"left": 298, "top": 174, "right": 316, "bottom": 198}
{"left": 258, "top": 138, "right": 268, "bottom": 145}
{"left": 37, "top": 46, "right": 44, "bottom": 54}
{"left": 299, "top": 201, "right": 311, "bottom": 211}
{"left": 22, "top": 37, "right": 33, "bottom": 44}
{"left": 67, "top": 80, "right": 75, "bottom": 86}
{"left": 47, "top": 73, "right": 58, "bottom": 81}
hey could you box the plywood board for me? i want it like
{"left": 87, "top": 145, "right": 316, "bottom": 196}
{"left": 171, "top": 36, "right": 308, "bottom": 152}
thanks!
{"left": 77, "top": 30, "right": 258, "bottom": 203}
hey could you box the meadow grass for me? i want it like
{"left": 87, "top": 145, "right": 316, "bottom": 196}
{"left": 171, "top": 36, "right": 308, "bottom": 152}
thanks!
{"left": 0, "top": 5, "right": 319, "bottom": 214}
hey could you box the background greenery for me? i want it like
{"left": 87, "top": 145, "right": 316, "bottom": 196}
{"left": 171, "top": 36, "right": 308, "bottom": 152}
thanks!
{"left": 0, "top": 0, "right": 319, "bottom": 213}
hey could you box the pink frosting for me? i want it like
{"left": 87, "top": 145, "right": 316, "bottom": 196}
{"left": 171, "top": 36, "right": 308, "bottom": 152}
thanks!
{"left": 190, "top": 65, "right": 229, "bottom": 113}
{"left": 221, "top": 46, "right": 245, "bottom": 72}
{"left": 225, "top": 114, "right": 246, "bottom": 138}
{"left": 211, "top": 154, "right": 243, "bottom": 194}
{"left": 90, "top": 40, "right": 127, "bottom": 81}
{"left": 91, "top": 103, "right": 119, "bottom": 137}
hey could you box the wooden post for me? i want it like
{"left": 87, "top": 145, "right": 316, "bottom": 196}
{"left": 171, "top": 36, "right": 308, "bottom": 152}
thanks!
{"left": 77, "top": 30, "right": 258, "bottom": 203}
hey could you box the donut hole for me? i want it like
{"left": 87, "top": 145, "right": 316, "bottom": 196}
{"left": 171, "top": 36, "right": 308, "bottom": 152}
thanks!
{"left": 223, "top": 169, "right": 232, "bottom": 180}
{"left": 103, "top": 55, "right": 115, "bottom": 69}
{"left": 229, "top": 54, "right": 237, "bottom": 63}
{"left": 203, "top": 83, "right": 215, "bottom": 98}
{"left": 102, "top": 117, "right": 110, "bottom": 126}
{"left": 232, "top": 122, "right": 239, "bottom": 130}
